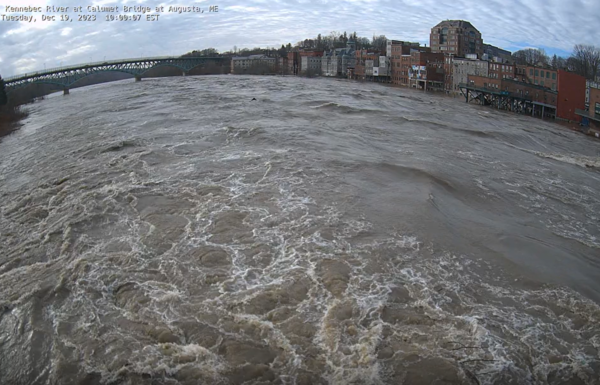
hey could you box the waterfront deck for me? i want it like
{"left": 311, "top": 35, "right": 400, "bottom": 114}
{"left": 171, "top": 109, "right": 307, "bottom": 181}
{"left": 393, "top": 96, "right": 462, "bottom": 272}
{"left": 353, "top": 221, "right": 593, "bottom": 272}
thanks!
{"left": 459, "top": 83, "right": 556, "bottom": 119}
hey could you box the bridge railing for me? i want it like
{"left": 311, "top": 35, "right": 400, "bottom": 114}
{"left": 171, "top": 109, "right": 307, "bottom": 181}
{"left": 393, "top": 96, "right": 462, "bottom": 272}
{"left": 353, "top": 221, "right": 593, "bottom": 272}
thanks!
{"left": 4, "top": 56, "right": 218, "bottom": 82}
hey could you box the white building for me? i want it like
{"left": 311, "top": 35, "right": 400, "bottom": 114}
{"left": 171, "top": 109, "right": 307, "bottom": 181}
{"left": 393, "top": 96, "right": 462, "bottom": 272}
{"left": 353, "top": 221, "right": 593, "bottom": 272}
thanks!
{"left": 301, "top": 56, "right": 322, "bottom": 75}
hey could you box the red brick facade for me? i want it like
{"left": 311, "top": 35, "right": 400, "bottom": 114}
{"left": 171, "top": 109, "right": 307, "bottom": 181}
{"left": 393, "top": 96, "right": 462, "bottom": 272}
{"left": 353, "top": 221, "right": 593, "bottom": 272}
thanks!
{"left": 389, "top": 42, "right": 421, "bottom": 86}
{"left": 488, "top": 62, "right": 515, "bottom": 81}
{"left": 557, "top": 70, "right": 586, "bottom": 121}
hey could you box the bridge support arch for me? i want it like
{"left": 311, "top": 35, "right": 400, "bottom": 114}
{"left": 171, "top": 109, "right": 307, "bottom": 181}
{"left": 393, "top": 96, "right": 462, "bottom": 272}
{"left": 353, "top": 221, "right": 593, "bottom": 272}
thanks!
{"left": 63, "top": 88, "right": 70, "bottom": 95}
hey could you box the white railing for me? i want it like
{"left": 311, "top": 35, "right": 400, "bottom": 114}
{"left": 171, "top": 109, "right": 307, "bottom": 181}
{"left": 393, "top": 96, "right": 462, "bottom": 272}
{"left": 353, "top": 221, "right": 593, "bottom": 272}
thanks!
{"left": 4, "top": 56, "right": 209, "bottom": 82}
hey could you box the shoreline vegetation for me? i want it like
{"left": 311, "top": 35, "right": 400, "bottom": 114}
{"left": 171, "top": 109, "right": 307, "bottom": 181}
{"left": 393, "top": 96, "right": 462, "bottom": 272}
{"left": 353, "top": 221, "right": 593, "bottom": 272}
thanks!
{"left": 0, "top": 74, "right": 32, "bottom": 139}
{"left": 0, "top": 104, "right": 30, "bottom": 139}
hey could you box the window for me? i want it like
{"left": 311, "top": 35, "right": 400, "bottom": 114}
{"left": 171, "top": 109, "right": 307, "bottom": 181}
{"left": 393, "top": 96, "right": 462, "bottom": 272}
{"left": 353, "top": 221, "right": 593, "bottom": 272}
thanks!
{"left": 541, "top": 70, "right": 544, "bottom": 77}
{"left": 546, "top": 72, "right": 550, "bottom": 78}
{"left": 530, "top": 69, "right": 533, "bottom": 75}
{"left": 552, "top": 73, "right": 556, "bottom": 80}
{"left": 541, "top": 81, "right": 544, "bottom": 86}
{"left": 535, "top": 70, "right": 539, "bottom": 76}
{"left": 596, "top": 102, "right": 600, "bottom": 116}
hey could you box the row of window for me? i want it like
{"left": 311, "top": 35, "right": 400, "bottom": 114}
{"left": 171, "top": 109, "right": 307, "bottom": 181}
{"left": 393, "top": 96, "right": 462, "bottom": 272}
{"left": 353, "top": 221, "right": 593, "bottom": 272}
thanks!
{"left": 530, "top": 69, "right": 556, "bottom": 79}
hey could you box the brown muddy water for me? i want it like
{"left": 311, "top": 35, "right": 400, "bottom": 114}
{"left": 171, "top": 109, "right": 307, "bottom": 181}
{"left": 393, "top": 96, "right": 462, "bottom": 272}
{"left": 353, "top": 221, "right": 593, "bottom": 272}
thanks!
{"left": 0, "top": 75, "right": 599, "bottom": 385}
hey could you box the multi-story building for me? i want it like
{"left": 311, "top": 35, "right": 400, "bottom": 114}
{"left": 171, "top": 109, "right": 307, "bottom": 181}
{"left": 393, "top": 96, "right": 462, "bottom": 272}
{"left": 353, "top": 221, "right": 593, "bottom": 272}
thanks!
{"left": 378, "top": 56, "right": 390, "bottom": 82}
{"left": 388, "top": 40, "right": 421, "bottom": 86}
{"left": 277, "top": 57, "right": 289, "bottom": 75}
{"left": 287, "top": 52, "right": 300, "bottom": 75}
{"left": 513, "top": 65, "right": 558, "bottom": 90}
{"left": 515, "top": 64, "right": 529, "bottom": 82}
{"left": 585, "top": 80, "right": 600, "bottom": 109}
{"left": 488, "top": 62, "right": 515, "bottom": 81}
{"left": 362, "top": 51, "right": 384, "bottom": 81}
{"left": 299, "top": 51, "right": 324, "bottom": 75}
{"left": 408, "top": 50, "right": 445, "bottom": 90}
{"left": 430, "top": 20, "right": 483, "bottom": 58}
{"left": 354, "top": 50, "right": 366, "bottom": 80}
{"left": 577, "top": 83, "right": 600, "bottom": 134}
{"left": 482, "top": 44, "right": 512, "bottom": 63}
{"left": 587, "top": 87, "right": 600, "bottom": 132}
{"left": 451, "top": 57, "right": 489, "bottom": 93}
{"left": 525, "top": 66, "right": 558, "bottom": 90}
{"left": 556, "top": 69, "right": 586, "bottom": 122}
{"left": 321, "top": 43, "right": 356, "bottom": 77}
{"left": 231, "top": 55, "right": 276, "bottom": 74}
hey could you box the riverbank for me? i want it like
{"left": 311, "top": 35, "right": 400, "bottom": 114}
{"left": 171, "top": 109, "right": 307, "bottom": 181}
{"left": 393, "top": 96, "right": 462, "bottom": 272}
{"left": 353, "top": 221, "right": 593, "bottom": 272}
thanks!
{"left": 0, "top": 105, "right": 29, "bottom": 139}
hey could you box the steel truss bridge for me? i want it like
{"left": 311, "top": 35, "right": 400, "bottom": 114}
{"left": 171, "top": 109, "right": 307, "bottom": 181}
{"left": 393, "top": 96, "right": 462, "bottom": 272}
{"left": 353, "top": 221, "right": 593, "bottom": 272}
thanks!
{"left": 3, "top": 56, "right": 226, "bottom": 94}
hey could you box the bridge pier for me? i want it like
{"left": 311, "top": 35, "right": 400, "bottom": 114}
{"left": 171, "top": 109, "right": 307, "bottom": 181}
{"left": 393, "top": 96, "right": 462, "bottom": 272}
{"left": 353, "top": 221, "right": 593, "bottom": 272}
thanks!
{"left": 135, "top": 75, "right": 142, "bottom": 82}
{"left": 182, "top": 72, "right": 187, "bottom": 77}
{"left": 63, "top": 88, "right": 70, "bottom": 95}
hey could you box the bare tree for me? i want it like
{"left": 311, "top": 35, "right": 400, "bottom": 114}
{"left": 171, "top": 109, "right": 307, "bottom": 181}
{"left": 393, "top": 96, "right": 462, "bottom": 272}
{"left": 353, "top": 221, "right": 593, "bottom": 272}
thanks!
{"left": 512, "top": 48, "right": 549, "bottom": 66}
{"left": 371, "top": 35, "right": 387, "bottom": 52}
{"left": 569, "top": 44, "right": 600, "bottom": 80}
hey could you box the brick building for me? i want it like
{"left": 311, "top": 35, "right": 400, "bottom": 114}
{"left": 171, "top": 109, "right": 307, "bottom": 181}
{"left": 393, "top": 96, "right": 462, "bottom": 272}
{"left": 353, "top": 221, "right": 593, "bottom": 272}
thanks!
{"left": 526, "top": 66, "right": 558, "bottom": 90}
{"left": 430, "top": 20, "right": 483, "bottom": 58}
{"left": 388, "top": 40, "right": 422, "bottom": 86}
{"left": 556, "top": 70, "right": 586, "bottom": 122}
{"left": 287, "top": 52, "right": 299, "bottom": 75}
{"left": 488, "top": 62, "right": 515, "bottom": 81}
{"left": 409, "top": 50, "right": 444, "bottom": 90}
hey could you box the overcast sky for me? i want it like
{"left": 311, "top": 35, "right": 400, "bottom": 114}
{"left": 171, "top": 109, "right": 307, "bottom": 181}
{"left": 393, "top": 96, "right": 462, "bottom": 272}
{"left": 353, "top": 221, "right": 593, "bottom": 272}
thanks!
{"left": 1, "top": 0, "right": 599, "bottom": 77}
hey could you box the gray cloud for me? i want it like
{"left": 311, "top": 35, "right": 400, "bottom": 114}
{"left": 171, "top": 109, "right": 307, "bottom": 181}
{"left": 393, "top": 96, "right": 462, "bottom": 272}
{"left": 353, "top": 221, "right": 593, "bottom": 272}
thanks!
{"left": 1, "top": 0, "right": 598, "bottom": 77}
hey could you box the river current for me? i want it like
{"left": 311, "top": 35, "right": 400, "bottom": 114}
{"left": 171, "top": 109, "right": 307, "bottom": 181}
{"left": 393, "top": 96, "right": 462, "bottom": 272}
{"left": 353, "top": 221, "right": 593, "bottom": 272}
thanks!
{"left": 1, "top": 75, "right": 599, "bottom": 385}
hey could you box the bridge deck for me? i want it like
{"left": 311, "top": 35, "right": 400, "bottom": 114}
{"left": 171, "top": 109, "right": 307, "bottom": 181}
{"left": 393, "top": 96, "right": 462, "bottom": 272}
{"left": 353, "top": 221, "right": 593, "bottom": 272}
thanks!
{"left": 4, "top": 56, "right": 228, "bottom": 91}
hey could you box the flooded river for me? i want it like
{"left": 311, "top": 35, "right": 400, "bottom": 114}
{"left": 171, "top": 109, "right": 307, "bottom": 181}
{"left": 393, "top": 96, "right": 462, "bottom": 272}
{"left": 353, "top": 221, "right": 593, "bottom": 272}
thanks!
{"left": 0, "top": 75, "right": 599, "bottom": 384}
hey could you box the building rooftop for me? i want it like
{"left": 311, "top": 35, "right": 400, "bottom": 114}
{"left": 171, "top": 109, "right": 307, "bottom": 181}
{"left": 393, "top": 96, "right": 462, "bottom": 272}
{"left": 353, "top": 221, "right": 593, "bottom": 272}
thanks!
{"left": 433, "top": 20, "right": 479, "bottom": 32}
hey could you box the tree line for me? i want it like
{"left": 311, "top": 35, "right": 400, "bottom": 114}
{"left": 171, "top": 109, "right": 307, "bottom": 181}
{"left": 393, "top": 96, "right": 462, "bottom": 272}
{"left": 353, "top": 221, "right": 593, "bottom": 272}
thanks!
{"left": 512, "top": 44, "right": 600, "bottom": 80}
{"left": 181, "top": 31, "right": 390, "bottom": 59}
